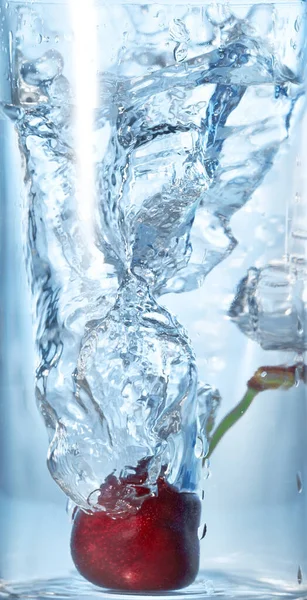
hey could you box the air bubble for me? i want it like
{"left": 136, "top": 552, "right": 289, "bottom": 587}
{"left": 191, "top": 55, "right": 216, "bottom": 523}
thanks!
{"left": 21, "top": 93, "right": 39, "bottom": 104}
{"left": 296, "top": 471, "right": 303, "bottom": 493}
{"left": 88, "top": 489, "right": 102, "bottom": 508}
{"left": 200, "top": 523, "right": 207, "bottom": 540}
{"left": 297, "top": 566, "right": 303, "bottom": 585}
{"left": 295, "top": 366, "right": 301, "bottom": 388}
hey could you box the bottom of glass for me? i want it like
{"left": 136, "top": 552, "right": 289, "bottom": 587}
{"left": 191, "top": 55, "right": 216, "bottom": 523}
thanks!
{"left": 0, "top": 572, "right": 305, "bottom": 600}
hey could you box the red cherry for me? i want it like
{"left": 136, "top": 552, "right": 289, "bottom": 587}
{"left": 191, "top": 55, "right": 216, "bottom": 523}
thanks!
{"left": 70, "top": 474, "right": 201, "bottom": 591}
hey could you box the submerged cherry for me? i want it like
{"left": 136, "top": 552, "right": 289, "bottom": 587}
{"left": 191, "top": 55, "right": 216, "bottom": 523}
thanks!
{"left": 70, "top": 469, "right": 201, "bottom": 592}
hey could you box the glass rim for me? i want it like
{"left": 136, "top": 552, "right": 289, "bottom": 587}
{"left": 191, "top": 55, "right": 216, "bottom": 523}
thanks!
{"left": 5, "top": 0, "right": 305, "bottom": 5}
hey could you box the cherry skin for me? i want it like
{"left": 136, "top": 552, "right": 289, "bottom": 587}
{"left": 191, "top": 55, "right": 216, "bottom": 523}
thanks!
{"left": 70, "top": 474, "right": 201, "bottom": 592}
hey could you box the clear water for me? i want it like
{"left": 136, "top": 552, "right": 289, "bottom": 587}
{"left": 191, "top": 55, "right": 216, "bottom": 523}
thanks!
{"left": 5, "top": 4, "right": 305, "bottom": 508}
{"left": 1, "top": 1, "right": 307, "bottom": 597}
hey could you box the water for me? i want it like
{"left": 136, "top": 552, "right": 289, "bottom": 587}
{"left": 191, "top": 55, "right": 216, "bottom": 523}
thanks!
{"left": 5, "top": 5, "right": 304, "bottom": 510}
{"left": 1, "top": 1, "right": 307, "bottom": 596}
{"left": 229, "top": 263, "right": 307, "bottom": 351}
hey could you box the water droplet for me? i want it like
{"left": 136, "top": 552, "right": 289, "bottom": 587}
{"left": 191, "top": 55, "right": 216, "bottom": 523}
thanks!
{"left": 200, "top": 523, "right": 207, "bottom": 540}
{"left": 295, "top": 192, "right": 301, "bottom": 203}
{"left": 202, "top": 458, "right": 211, "bottom": 480}
{"left": 297, "top": 566, "right": 303, "bottom": 585}
{"left": 55, "top": 35, "right": 60, "bottom": 43}
{"left": 295, "top": 366, "right": 301, "bottom": 388}
{"left": 275, "top": 84, "right": 288, "bottom": 99}
{"left": 295, "top": 17, "right": 301, "bottom": 32}
{"left": 201, "top": 490, "right": 205, "bottom": 501}
{"left": 37, "top": 33, "right": 42, "bottom": 44}
{"left": 296, "top": 471, "right": 303, "bottom": 493}
{"left": 174, "top": 42, "right": 188, "bottom": 63}
{"left": 195, "top": 436, "right": 204, "bottom": 459}
{"left": 297, "top": 316, "right": 304, "bottom": 336}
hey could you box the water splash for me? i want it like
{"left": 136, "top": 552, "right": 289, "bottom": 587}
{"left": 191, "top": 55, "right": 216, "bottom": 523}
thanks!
{"left": 67, "top": 274, "right": 198, "bottom": 506}
{"left": 8, "top": 6, "right": 305, "bottom": 509}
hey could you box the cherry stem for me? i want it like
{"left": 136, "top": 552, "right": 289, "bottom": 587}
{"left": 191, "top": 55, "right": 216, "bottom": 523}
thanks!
{"left": 205, "top": 387, "right": 257, "bottom": 460}
{"left": 205, "top": 364, "right": 301, "bottom": 461}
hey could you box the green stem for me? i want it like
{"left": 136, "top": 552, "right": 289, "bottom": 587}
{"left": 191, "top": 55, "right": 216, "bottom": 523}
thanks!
{"left": 205, "top": 364, "right": 299, "bottom": 461}
{"left": 205, "top": 387, "right": 258, "bottom": 460}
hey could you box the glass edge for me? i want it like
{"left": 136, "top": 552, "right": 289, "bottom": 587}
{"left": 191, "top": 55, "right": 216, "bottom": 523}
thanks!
{"left": 5, "top": 0, "right": 306, "bottom": 5}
